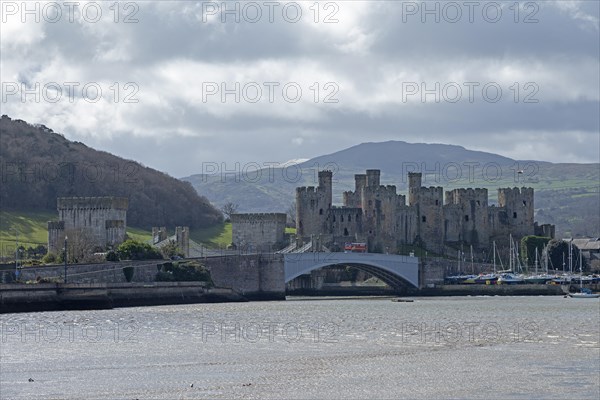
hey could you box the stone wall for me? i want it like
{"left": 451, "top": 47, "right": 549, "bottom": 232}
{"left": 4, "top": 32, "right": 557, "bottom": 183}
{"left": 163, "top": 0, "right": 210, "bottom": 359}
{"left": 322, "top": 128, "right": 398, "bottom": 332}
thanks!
{"left": 205, "top": 253, "right": 285, "bottom": 299}
{"left": 231, "top": 213, "right": 286, "bottom": 251}
{"left": 8, "top": 254, "right": 286, "bottom": 300}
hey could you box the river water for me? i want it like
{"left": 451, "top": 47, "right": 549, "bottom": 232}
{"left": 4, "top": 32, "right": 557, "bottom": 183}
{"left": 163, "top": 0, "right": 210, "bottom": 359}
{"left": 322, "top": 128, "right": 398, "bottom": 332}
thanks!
{"left": 1, "top": 296, "right": 599, "bottom": 399}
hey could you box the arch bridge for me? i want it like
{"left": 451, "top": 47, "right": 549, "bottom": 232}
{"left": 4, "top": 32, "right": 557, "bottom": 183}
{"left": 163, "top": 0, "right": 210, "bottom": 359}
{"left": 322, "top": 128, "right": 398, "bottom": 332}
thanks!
{"left": 284, "top": 252, "right": 420, "bottom": 290}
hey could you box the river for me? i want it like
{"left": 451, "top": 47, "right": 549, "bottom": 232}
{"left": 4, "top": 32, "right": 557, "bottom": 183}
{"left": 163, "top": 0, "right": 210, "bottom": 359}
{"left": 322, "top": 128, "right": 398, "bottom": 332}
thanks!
{"left": 1, "top": 296, "right": 599, "bottom": 399}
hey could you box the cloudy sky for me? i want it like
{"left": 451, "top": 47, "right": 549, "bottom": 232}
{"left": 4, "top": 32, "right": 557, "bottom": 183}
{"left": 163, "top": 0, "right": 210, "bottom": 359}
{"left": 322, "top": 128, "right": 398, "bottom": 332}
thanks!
{"left": 2, "top": 0, "right": 599, "bottom": 177}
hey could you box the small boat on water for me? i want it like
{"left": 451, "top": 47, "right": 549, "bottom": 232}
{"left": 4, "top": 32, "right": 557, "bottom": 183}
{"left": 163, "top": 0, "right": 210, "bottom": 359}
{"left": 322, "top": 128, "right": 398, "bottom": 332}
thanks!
{"left": 568, "top": 288, "right": 600, "bottom": 299}
{"left": 567, "top": 250, "right": 600, "bottom": 298}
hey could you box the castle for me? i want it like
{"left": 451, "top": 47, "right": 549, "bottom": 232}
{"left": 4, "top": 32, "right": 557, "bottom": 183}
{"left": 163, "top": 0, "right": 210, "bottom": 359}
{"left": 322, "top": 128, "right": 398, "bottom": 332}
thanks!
{"left": 295, "top": 170, "right": 553, "bottom": 254}
{"left": 47, "top": 197, "right": 128, "bottom": 255}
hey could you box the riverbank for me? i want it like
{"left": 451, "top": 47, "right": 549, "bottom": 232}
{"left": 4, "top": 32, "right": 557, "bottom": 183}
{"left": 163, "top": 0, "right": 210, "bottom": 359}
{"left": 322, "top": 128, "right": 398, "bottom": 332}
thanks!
{"left": 288, "top": 283, "right": 586, "bottom": 297}
{"left": 4, "top": 281, "right": 593, "bottom": 314}
{"left": 0, "top": 282, "right": 272, "bottom": 313}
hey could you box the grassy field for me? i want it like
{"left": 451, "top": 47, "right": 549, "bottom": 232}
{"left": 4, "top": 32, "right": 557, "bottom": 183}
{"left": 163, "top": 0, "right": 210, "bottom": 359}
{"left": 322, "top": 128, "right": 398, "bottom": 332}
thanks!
{"left": 189, "top": 223, "right": 232, "bottom": 248}
{"left": 126, "top": 226, "right": 153, "bottom": 243}
{"left": 0, "top": 211, "right": 56, "bottom": 247}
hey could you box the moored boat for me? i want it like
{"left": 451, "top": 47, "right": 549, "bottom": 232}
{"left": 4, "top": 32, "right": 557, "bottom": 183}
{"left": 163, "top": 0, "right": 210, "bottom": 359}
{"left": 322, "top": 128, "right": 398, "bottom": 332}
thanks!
{"left": 568, "top": 288, "right": 600, "bottom": 299}
{"left": 497, "top": 273, "right": 524, "bottom": 285}
{"left": 474, "top": 273, "right": 498, "bottom": 284}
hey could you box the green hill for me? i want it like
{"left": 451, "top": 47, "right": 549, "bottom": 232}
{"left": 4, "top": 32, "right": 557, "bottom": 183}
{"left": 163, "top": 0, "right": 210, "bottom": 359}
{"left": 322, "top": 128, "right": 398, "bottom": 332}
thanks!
{"left": 0, "top": 115, "right": 223, "bottom": 229}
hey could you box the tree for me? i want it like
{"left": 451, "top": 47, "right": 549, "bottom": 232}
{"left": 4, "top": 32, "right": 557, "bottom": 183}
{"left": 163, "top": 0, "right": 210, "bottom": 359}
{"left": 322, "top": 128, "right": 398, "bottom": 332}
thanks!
{"left": 220, "top": 202, "right": 239, "bottom": 222}
{"left": 520, "top": 235, "right": 551, "bottom": 266}
{"left": 546, "top": 239, "right": 587, "bottom": 272}
{"left": 286, "top": 202, "right": 297, "bottom": 227}
{"left": 64, "top": 228, "right": 97, "bottom": 263}
{"left": 160, "top": 240, "right": 184, "bottom": 259}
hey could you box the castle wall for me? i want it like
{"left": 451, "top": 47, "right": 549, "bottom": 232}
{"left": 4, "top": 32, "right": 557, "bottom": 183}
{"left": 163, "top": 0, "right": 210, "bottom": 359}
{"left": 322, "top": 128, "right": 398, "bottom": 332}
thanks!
{"left": 490, "top": 188, "right": 534, "bottom": 243}
{"left": 175, "top": 226, "right": 190, "bottom": 257}
{"left": 47, "top": 221, "right": 65, "bottom": 255}
{"left": 231, "top": 213, "right": 287, "bottom": 251}
{"left": 105, "top": 220, "right": 126, "bottom": 248}
{"left": 444, "top": 188, "right": 489, "bottom": 247}
{"left": 343, "top": 174, "right": 366, "bottom": 208}
{"left": 396, "top": 206, "right": 418, "bottom": 246}
{"left": 360, "top": 185, "right": 405, "bottom": 252}
{"left": 152, "top": 227, "right": 168, "bottom": 244}
{"left": 414, "top": 186, "right": 444, "bottom": 252}
{"left": 327, "top": 207, "right": 363, "bottom": 242}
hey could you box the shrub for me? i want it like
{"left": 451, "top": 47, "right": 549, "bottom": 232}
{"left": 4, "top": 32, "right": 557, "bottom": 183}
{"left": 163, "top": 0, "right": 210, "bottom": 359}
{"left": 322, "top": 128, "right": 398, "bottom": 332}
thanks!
{"left": 117, "top": 240, "right": 163, "bottom": 261}
{"left": 106, "top": 250, "right": 119, "bottom": 262}
{"left": 41, "top": 253, "right": 57, "bottom": 264}
{"left": 122, "top": 266, "right": 135, "bottom": 282}
{"left": 155, "top": 261, "right": 212, "bottom": 285}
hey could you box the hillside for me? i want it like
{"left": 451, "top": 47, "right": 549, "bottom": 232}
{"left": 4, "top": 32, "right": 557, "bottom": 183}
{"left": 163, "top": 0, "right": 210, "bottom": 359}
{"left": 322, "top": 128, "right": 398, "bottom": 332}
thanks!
{"left": 0, "top": 115, "right": 222, "bottom": 229}
{"left": 183, "top": 141, "right": 599, "bottom": 238}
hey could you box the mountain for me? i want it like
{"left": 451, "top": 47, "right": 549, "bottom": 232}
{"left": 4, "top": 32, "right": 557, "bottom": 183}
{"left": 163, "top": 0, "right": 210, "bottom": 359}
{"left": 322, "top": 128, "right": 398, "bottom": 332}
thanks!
{"left": 0, "top": 115, "right": 222, "bottom": 229}
{"left": 183, "top": 141, "right": 599, "bottom": 238}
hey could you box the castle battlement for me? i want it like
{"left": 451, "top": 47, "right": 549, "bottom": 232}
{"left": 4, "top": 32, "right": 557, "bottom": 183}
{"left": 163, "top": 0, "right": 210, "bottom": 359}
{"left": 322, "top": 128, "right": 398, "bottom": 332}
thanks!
{"left": 296, "top": 186, "right": 322, "bottom": 194}
{"left": 445, "top": 188, "right": 488, "bottom": 205}
{"left": 231, "top": 213, "right": 287, "bottom": 223}
{"left": 47, "top": 221, "right": 64, "bottom": 230}
{"left": 57, "top": 197, "right": 129, "bottom": 210}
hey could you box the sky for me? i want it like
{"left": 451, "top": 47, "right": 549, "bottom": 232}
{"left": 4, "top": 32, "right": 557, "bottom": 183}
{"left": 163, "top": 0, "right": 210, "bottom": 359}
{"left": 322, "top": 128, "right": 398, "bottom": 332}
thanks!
{"left": 1, "top": 0, "right": 599, "bottom": 178}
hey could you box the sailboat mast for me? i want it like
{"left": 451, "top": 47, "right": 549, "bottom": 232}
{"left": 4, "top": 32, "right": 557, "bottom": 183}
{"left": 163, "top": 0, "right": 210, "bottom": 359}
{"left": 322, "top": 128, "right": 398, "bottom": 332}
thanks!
{"left": 569, "top": 239, "right": 573, "bottom": 274}
{"left": 579, "top": 247, "right": 583, "bottom": 289}
{"left": 470, "top": 245, "right": 474, "bottom": 274}
{"left": 509, "top": 234, "right": 513, "bottom": 271}
{"left": 493, "top": 241, "right": 496, "bottom": 274}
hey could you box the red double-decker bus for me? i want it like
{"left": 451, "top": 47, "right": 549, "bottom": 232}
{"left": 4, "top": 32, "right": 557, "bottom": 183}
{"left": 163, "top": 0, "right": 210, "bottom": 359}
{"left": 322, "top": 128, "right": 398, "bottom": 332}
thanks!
{"left": 344, "top": 242, "right": 367, "bottom": 253}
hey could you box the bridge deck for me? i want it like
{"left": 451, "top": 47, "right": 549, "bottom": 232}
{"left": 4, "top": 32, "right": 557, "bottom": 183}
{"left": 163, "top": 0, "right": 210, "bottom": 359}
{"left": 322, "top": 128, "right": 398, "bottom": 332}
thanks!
{"left": 284, "top": 252, "right": 420, "bottom": 288}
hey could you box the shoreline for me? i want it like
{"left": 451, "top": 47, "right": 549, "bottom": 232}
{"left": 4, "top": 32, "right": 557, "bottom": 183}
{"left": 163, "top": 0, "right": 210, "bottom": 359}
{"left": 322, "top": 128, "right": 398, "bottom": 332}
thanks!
{"left": 0, "top": 282, "right": 285, "bottom": 314}
{"left": 2, "top": 282, "right": 587, "bottom": 314}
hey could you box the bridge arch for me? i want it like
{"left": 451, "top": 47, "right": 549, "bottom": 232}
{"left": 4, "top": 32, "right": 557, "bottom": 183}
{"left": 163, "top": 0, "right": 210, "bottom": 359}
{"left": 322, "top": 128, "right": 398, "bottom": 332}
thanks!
{"left": 284, "top": 253, "right": 419, "bottom": 289}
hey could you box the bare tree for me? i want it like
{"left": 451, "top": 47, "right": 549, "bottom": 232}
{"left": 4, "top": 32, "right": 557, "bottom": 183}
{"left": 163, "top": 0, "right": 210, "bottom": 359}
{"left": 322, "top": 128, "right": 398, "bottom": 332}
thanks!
{"left": 286, "top": 201, "right": 297, "bottom": 227}
{"left": 64, "top": 228, "right": 97, "bottom": 263}
{"left": 221, "top": 202, "right": 239, "bottom": 221}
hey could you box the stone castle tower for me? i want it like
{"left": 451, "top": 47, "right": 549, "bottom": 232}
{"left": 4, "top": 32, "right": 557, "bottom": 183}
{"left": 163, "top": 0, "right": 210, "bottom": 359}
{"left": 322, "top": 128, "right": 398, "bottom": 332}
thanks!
{"left": 47, "top": 197, "right": 128, "bottom": 254}
{"left": 295, "top": 170, "right": 333, "bottom": 238}
{"left": 231, "top": 213, "right": 287, "bottom": 251}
